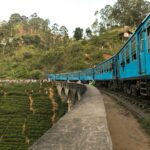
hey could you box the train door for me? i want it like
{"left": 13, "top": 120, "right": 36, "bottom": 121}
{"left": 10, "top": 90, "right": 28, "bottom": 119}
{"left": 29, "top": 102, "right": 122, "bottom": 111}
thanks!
{"left": 138, "top": 29, "right": 146, "bottom": 74}
{"left": 112, "top": 58, "right": 115, "bottom": 78}
{"left": 117, "top": 55, "right": 120, "bottom": 78}
{"left": 112, "top": 57, "right": 117, "bottom": 79}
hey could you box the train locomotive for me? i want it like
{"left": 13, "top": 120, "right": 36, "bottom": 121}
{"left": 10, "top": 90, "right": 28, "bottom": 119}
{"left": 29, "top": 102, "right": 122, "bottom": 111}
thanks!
{"left": 48, "top": 13, "right": 150, "bottom": 97}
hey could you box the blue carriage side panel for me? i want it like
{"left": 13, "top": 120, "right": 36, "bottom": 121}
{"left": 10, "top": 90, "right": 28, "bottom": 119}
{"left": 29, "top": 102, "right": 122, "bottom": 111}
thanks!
{"left": 48, "top": 74, "right": 56, "bottom": 80}
{"left": 118, "top": 13, "right": 150, "bottom": 80}
{"left": 119, "top": 37, "right": 139, "bottom": 79}
{"left": 68, "top": 71, "right": 80, "bottom": 81}
{"left": 94, "top": 64, "right": 102, "bottom": 80}
{"left": 80, "top": 68, "right": 94, "bottom": 81}
{"left": 55, "top": 73, "right": 68, "bottom": 80}
{"left": 48, "top": 13, "right": 150, "bottom": 84}
{"left": 94, "top": 56, "right": 117, "bottom": 81}
{"left": 145, "top": 15, "right": 150, "bottom": 76}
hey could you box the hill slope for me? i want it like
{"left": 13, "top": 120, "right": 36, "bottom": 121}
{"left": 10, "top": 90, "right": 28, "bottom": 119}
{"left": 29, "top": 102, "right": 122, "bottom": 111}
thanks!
{"left": 0, "top": 82, "right": 67, "bottom": 149}
{"left": 0, "top": 27, "right": 126, "bottom": 79}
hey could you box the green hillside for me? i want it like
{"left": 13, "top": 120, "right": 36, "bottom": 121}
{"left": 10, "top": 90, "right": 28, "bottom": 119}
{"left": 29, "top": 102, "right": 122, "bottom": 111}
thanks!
{"left": 0, "top": 82, "right": 67, "bottom": 149}
{"left": 0, "top": 27, "right": 125, "bottom": 79}
{"left": 0, "top": 0, "right": 150, "bottom": 79}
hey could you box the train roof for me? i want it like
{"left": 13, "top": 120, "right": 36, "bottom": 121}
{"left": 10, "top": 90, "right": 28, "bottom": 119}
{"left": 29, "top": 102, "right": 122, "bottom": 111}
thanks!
{"left": 117, "top": 12, "right": 150, "bottom": 54}
{"left": 96, "top": 54, "right": 116, "bottom": 67}
{"left": 95, "top": 13, "right": 150, "bottom": 66}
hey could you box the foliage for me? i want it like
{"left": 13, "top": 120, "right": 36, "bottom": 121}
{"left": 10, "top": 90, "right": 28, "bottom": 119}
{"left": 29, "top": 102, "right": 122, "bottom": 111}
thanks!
{"left": 85, "top": 27, "right": 92, "bottom": 38}
{"left": 112, "top": 0, "right": 150, "bottom": 26}
{"left": 23, "top": 52, "right": 33, "bottom": 59}
{"left": 0, "top": 82, "right": 67, "bottom": 149}
{"left": 0, "top": 5, "right": 148, "bottom": 78}
{"left": 139, "top": 118, "right": 150, "bottom": 135}
{"left": 30, "top": 70, "right": 43, "bottom": 79}
{"left": 73, "top": 27, "right": 83, "bottom": 40}
{"left": 93, "top": 0, "right": 150, "bottom": 32}
{"left": 0, "top": 13, "right": 69, "bottom": 51}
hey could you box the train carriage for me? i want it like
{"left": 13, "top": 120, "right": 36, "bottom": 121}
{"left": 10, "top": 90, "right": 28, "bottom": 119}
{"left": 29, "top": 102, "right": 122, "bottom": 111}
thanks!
{"left": 55, "top": 73, "right": 68, "bottom": 81}
{"left": 68, "top": 71, "right": 80, "bottom": 81}
{"left": 94, "top": 55, "right": 117, "bottom": 81}
{"left": 118, "top": 13, "right": 150, "bottom": 96}
{"left": 48, "top": 13, "right": 150, "bottom": 96}
{"left": 80, "top": 68, "right": 94, "bottom": 81}
{"left": 48, "top": 74, "right": 56, "bottom": 80}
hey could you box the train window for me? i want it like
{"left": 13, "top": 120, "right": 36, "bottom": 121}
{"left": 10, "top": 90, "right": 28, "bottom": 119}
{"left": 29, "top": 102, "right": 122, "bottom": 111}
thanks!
{"left": 110, "top": 61, "right": 111, "bottom": 71}
{"left": 147, "top": 25, "right": 150, "bottom": 52}
{"left": 107, "top": 62, "right": 109, "bottom": 72}
{"left": 121, "top": 50, "right": 124, "bottom": 63}
{"left": 108, "top": 62, "right": 110, "bottom": 72}
{"left": 98, "top": 67, "right": 100, "bottom": 74}
{"left": 103, "top": 66, "right": 104, "bottom": 73}
{"left": 103, "top": 64, "right": 105, "bottom": 72}
{"left": 104, "top": 63, "right": 107, "bottom": 72}
{"left": 107, "top": 63, "right": 109, "bottom": 72}
{"left": 99, "top": 67, "right": 101, "bottom": 74}
{"left": 106, "top": 62, "right": 109, "bottom": 72}
{"left": 126, "top": 45, "right": 130, "bottom": 64}
{"left": 104, "top": 64, "right": 106, "bottom": 72}
{"left": 139, "top": 31, "right": 144, "bottom": 51}
{"left": 131, "top": 38, "right": 136, "bottom": 60}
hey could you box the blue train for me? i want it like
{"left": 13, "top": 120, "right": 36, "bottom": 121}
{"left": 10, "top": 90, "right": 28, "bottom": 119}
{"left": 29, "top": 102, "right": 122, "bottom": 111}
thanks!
{"left": 48, "top": 13, "right": 150, "bottom": 97}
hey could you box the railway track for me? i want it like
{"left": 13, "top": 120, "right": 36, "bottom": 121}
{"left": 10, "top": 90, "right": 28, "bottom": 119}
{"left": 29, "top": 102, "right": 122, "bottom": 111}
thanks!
{"left": 99, "top": 87, "right": 150, "bottom": 121}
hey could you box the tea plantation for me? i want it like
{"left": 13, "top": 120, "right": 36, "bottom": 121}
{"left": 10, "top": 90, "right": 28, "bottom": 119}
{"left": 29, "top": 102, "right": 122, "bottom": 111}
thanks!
{"left": 0, "top": 82, "right": 67, "bottom": 150}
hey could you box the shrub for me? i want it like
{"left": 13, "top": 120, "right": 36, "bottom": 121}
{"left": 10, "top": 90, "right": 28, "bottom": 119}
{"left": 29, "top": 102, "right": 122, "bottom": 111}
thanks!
{"left": 23, "top": 52, "right": 33, "bottom": 59}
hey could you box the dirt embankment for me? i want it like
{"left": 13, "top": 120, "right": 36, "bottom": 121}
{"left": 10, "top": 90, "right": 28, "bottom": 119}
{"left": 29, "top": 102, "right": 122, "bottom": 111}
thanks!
{"left": 103, "top": 94, "right": 150, "bottom": 150}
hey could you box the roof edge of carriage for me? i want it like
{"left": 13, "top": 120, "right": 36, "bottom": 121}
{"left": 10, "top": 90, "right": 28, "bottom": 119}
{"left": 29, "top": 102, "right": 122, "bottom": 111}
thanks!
{"left": 48, "top": 13, "right": 150, "bottom": 76}
{"left": 116, "top": 12, "right": 150, "bottom": 55}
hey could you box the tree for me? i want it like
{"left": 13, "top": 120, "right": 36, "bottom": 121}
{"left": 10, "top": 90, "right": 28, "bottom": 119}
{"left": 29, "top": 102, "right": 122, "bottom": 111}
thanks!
{"left": 112, "top": 0, "right": 150, "bottom": 26}
{"left": 73, "top": 27, "right": 83, "bottom": 40}
{"left": 59, "top": 26, "right": 69, "bottom": 46}
{"left": 9, "top": 13, "right": 22, "bottom": 24}
{"left": 52, "top": 23, "right": 59, "bottom": 35}
{"left": 95, "top": 0, "right": 150, "bottom": 28}
{"left": 8, "top": 13, "right": 22, "bottom": 36}
{"left": 99, "top": 5, "right": 114, "bottom": 27}
{"left": 59, "top": 26, "right": 68, "bottom": 37}
{"left": 85, "top": 27, "right": 92, "bottom": 38}
{"left": 91, "top": 19, "right": 100, "bottom": 36}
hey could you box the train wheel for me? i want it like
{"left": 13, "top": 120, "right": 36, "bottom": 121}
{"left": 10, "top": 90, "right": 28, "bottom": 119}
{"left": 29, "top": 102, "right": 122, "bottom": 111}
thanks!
{"left": 131, "top": 85, "right": 137, "bottom": 96}
{"left": 108, "top": 82, "right": 112, "bottom": 90}
{"left": 127, "top": 84, "right": 131, "bottom": 95}
{"left": 123, "top": 83, "right": 127, "bottom": 94}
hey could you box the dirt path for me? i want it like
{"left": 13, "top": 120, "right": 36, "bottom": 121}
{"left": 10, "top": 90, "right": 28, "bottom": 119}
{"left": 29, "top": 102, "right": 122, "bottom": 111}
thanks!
{"left": 49, "top": 88, "right": 58, "bottom": 124}
{"left": 103, "top": 93, "right": 150, "bottom": 150}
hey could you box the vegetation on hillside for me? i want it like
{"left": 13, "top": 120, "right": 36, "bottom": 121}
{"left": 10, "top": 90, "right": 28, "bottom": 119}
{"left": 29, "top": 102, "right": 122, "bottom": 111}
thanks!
{"left": 0, "top": 0, "right": 149, "bottom": 79}
{"left": 0, "top": 82, "right": 67, "bottom": 149}
{"left": 92, "top": 0, "right": 150, "bottom": 35}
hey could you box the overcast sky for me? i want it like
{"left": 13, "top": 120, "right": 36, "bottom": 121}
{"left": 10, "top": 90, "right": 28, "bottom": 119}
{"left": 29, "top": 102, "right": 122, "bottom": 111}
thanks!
{"left": 0, "top": 0, "right": 117, "bottom": 36}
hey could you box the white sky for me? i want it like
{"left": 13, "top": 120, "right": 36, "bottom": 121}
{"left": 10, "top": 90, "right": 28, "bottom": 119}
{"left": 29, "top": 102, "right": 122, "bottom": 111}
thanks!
{"left": 0, "top": 0, "right": 117, "bottom": 36}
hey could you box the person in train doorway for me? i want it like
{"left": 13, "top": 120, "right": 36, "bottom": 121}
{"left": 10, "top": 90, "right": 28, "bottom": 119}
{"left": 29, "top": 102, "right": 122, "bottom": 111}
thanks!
{"left": 89, "top": 80, "right": 95, "bottom": 86}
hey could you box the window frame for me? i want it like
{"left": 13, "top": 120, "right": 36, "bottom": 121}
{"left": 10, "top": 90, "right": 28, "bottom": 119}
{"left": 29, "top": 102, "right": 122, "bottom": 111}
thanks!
{"left": 126, "top": 45, "right": 130, "bottom": 64}
{"left": 121, "top": 49, "right": 125, "bottom": 63}
{"left": 147, "top": 22, "right": 150, "bottom": 53}
{"left": 131, "top": 37, "right": 136, "bottom": 60}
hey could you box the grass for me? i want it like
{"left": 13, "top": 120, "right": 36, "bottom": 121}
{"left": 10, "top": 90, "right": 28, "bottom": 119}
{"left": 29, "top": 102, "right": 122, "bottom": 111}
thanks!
{"left": 0, "top": 82, "right": 67, "bottom": 150}
{"left": 139, "top": 118, "right": 150, "bottom": 135}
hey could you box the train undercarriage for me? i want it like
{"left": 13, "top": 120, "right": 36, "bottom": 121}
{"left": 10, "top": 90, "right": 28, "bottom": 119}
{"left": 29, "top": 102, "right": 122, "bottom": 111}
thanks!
{"left": 95, "top": 79, "right": 150, "bottom": 97}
